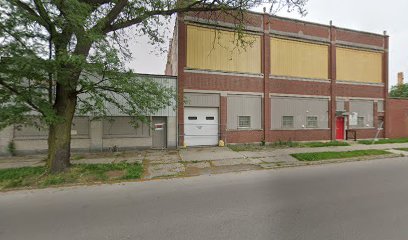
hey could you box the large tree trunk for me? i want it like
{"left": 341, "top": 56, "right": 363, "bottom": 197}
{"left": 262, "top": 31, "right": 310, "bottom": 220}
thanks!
{"left": 47, "top": 84, "right": 77, "bottom": 173}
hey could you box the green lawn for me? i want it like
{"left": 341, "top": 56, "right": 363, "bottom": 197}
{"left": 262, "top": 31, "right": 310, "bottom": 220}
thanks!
{"left": 358, "top": 138, "right": 408, "bottom": 145}
{"left": 394, "top": 148, "right": 408, "bottom": 152}
{"left": 228, "top": 141, "right": 349, "bottom": 152}
{"left": 291, "top": 149, "right": 391, "bottom": 161}
{"left": 302, "top": 141, "right": 350, "bottom": 148}
{"left": 0, "top": 162, "right": 143, "bottom": 190}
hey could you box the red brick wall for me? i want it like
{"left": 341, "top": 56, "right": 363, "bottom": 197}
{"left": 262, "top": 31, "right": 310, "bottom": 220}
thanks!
{"left": 269, "top": 17, "right": 330, "bottom": 39}
{"left": 336, "top": 84, "right": 385, "bottom": 98}
{"left": 336, "top": 29, "right": 384, "bottom": 47}
{"left": 387, "top": 99, "right": 408, "bottom": 138}
{"left": 184, "top": 72, "right": 263, "bottom": 92}
{"left": 267, "top": 130, "right": 331, "bottom": 142}
{"left": 269, "top": 78, "right": 330, "bottom": 96}
{"left": 348, "top": 129, "right": 384, "bottom": 139}
{"left": 225, "top": 130, "right": 264, "bottom": 144}
{"left": 186, "top": 11, "right": 262, "bottom": 29}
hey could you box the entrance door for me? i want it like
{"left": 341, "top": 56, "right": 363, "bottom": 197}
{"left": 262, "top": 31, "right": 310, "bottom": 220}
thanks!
{"left": 336, "top": 117, "right": 345, "bottom": 140}
{"left": 184, "top": 107, "right": 219, "bottom": 146}
{"left": 152, "top": 117, "right": 167, "bottom": 148}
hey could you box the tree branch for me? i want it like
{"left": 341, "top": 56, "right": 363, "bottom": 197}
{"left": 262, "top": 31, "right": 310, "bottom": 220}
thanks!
{"left": 33, "top": 0, "right": 57, "bottom": 36}
{"left": 79, "top": 0, "right": 111, "bottom": 5}
{"left": 0, "top": 77, "right": 45, "bottom": 115}
{"left": 92, "top": 0, "right": 129, "bottom": 33}
{"left": 10, "top": 0, "right": 49, "bottom": 29}
{"left": 104, "top": 3, "right": 236, "bottom": 33}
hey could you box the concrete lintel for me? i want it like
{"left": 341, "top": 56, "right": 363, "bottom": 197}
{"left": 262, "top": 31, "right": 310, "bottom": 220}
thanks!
{"left": 270, "top": 93, "right": 331, "bottom": 99}
{"left": 184, "top": 89, "right": 264, "bottom": 97}
{"left": 269, "top": 75, "right": 331, "bottom": 83}
{"left": 336, "top": 80, "right": 384, "bottom": 87}
{"left": 269, "top": 30, "right": 330, "bottom": 44}
{"left": 184, "top": 68, "right": 264, "bottom": 78}
{"left": 336, "top": 41, "right": 384, "bottom": 52}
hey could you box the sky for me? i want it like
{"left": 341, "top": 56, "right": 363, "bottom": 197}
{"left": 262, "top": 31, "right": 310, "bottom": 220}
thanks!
{"left": 125, "top": 0, "right": 408, "bottom": 88}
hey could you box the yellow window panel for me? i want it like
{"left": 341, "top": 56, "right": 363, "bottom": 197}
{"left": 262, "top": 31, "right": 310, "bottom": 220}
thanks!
{"left": 271, "top": 38, "right": 329, "bottom": 79}
{"left": 186, "top": 25, "right": 261, "bottom": 74}
{"left": 336, "top": 47, "right": 383, "bottom": 83}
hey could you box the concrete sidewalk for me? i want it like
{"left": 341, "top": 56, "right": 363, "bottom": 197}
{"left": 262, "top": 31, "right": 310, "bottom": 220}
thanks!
{"left": 1, "top": 143, "right": 408, "bottom": 179}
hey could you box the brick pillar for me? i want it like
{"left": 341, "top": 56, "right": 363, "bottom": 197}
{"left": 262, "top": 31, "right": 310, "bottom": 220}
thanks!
{"left": 383, "top": 33, "right": 390, "bottom": 138}
{"left": 220, "top": 94, "right": 228, "bottom": 144}
{"left": 329, "top": 22, "right": 337, "bottom": 140}
{"left": 177, "top": 16, "right": 187, "bottom": 146}
{"left": 263, "top": 14, "right": 271, "bottom": 142}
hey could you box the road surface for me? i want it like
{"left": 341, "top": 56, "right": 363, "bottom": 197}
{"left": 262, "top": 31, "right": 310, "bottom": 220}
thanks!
{"left": 2, "top": 157, "right": 408, "bottom": 240}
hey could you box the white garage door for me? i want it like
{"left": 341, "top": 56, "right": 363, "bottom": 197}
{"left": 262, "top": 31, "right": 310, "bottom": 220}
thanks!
{"left": 184, "top": 107, "right": 219, "bottom": 146}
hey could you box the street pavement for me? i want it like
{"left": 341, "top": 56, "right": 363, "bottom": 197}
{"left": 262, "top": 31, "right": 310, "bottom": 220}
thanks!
{"left": 2, "top": 157, "right": 408, "bottom": 240}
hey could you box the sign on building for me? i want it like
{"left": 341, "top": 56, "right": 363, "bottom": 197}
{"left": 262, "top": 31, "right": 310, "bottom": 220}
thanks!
{"left": 349, "top": 112, "right": 358, "bottom": 125}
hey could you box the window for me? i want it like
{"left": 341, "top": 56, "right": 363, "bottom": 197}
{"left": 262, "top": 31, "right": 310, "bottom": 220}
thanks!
{"left": 188, "top": 116, "right": 197, "bottom": 120}
{"left": 282, "top": 116, "right": 294, "bottom": 129}
{"left": 306, "top": 116, "right": 318, "bottom": 128}
{"left": 357, "top": 117, "right": 365, "bottom": 127}
{"left": 238, "top": 116, "right": 251, "bottom": 128}
{"left": 206, "top": 116, "right": 214, "bottom": 120}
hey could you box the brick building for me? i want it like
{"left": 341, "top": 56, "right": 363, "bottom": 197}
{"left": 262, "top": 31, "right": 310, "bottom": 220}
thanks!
{"left": 166, "top": 11, "right": 389, "bottom": 146}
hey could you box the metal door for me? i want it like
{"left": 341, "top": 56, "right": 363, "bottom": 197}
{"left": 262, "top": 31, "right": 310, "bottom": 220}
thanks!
{"left": 184, "top": 107, "right": 219, "bottom": 146}
{"left": 336, "top": 117, "right": 345, "bottom": 140}
{"left": 152, "top": 117, "right": 167, "bottom": 148}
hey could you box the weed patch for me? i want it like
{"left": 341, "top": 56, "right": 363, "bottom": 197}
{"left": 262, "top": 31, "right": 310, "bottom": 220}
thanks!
{"left": 0, "top": 163, "right": 144, "bottom": 190}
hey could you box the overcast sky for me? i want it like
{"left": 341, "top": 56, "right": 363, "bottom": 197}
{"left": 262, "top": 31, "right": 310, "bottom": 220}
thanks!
{"left": 125, "top": 0, "right": 407, "bottom": 87}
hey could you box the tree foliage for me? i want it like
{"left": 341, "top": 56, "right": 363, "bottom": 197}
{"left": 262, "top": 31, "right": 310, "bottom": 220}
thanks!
{"left": 390, "top": 84, "right": 408, "bottom": 98}
{"left": 0, "top": 0, "right": 308, "bottom": 172}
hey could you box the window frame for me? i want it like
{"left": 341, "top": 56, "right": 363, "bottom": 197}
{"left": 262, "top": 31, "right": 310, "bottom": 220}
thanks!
{"left": 306, "top": 116, "right": 318, "bottom": 128}
{"left": 282, "top": 116, "right": 294, "bottom": 129}
{"left": 357, "top": 116, "right": 365, "bottom": 128}
{"left": 238, "top": 116, "right": 251, "bottom": 129}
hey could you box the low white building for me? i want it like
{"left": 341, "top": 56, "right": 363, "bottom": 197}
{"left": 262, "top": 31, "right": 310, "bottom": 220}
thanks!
{"left": 0, "top": 74, "right": 177, "bottom": 155}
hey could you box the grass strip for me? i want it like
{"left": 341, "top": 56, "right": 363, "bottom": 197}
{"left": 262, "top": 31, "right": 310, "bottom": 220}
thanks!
{"left": 302, "top": 141, "right": 350, "bottom": 148}
{"left": 358, "top": 138, "right": 408, "bottom": 145}
{"left": 0, "top": 162, "right": 143, "bottom": 190}
{"left": 291, "top": 149, "right": 391, "bottom": 161}
{"left": 228, "top": 141, "right": 350, "bottom": 152}
{"left": 394, "top": 148, "right": 408, "bottom": 152}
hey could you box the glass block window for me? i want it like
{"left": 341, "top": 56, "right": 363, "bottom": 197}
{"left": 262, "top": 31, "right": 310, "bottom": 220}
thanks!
{"left": 238, "top": 116, "right": 251, "bottom": 128}
{"left": 282, "top": 116, "right": 294, "bottom": 128}
{"left": 306, "top": 116, "right": 318, "bottom": 128}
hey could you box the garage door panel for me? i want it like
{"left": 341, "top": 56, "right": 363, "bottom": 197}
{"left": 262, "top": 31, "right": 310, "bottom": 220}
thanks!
{"left": 184, "top": 107, "right": 219, "bottom": 146}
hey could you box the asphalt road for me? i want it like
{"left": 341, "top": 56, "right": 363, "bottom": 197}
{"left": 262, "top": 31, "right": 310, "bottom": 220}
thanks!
{"left": 2, "top": 157, "right": 408, "bottom": 240}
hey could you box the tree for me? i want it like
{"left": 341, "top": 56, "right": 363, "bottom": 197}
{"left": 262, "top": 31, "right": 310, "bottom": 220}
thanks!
{"left": 390, "top": 84, "right": 408, "bottom": 98}
{"left": 0, "top": 0, "right": 307, "bottom": 173}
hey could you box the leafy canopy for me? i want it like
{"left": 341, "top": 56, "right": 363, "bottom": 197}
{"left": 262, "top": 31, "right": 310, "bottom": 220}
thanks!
{"left": 390, "top": 84, "right": 408, "bottom": 98}
{"left": 0, "top": 0, "right": 308, "bottom": 129}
